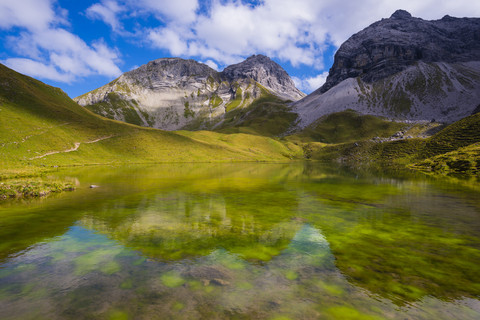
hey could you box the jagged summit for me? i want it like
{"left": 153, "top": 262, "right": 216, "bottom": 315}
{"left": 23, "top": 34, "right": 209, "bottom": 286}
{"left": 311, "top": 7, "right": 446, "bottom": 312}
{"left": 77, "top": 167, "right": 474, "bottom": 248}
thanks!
{"left": 222, "top": 54, "right": 305, "bottom": 100}
{"left": 390, "top": 9, "right": 412, "bottom": 19}
{"left": 293, "top": 11, "right": 480, "bottom": 127}
{"left": 120, "top": 58, "right": 219, "bottom": 92}
{"left": 129, "top": 58, "right": 216, "bottom": 79}
{"left": 318, "top": 10, "right": 480, "bottom": 93}
{"left": 75, "top": 55, "right": 304, "bottom": 130}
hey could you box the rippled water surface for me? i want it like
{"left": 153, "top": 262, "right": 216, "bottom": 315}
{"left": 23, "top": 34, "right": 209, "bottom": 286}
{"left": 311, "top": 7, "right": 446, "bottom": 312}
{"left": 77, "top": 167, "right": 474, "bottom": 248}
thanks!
{"left": 0, "top": 163, "right": 479, "bottom": 319}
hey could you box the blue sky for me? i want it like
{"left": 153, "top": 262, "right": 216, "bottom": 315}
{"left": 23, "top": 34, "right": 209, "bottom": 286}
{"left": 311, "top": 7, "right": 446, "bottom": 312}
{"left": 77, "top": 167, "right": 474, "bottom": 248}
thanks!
{"left": 1, "top": 0, "right": 479, "bottom": 98}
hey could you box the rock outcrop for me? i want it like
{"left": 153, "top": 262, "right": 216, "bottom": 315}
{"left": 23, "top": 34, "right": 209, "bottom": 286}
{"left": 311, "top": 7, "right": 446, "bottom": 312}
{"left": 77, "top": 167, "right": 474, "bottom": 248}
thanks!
{"left": 294, "top": 10, "right": 480, "bottom": 127}
{"left": 223, "top": 55, "right": 304, "bottom": 101}
{"left": 75, "top": 55, "right": 305, "bottom": 130}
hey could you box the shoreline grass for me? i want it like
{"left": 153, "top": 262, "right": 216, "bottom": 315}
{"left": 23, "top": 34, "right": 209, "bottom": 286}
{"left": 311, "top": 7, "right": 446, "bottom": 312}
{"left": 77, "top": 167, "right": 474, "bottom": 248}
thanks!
{"left": 0, "top": 179, "right": 75, "bottom": 200}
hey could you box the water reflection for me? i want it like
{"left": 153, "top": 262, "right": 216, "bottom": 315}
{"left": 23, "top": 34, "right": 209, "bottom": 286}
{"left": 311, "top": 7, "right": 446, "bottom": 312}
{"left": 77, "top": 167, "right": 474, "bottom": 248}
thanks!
{"left": 0, "top": 163, "right": 479, "bottom": 319}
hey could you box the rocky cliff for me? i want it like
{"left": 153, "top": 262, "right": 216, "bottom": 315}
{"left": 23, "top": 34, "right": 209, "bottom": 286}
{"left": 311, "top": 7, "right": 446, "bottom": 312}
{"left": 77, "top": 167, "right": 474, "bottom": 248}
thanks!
{"left": 223, "top": 55, "right": 304, "bottom": 101}
{"left": 294, "top": 10, "right": 480, "bottom": 127}
{"left": 75, "top": 55, "right": 305, "bottom": 130}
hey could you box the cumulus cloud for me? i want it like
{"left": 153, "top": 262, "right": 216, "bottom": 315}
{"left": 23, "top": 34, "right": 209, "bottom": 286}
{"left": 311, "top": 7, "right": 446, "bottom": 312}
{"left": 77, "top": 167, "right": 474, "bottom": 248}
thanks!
{"left": 4, "top": 0, "right": 480, "bottom": 87}
{"left": 134, "top": 0, "right": 199, "bottom": 24}
{"left": 86, "top": 0, "right": 125, "bottom": 32}
{"left": 148, "top": 27, "right": 188, "bottom": 56}
{"left": 132, "top": 0, "right": 480, "bottom": 68}
{"left": 293, "top": 72, "right": 329, "bottom": 93}
{"left": 0, "top": 0, "right": 122, "bottom": 83}
{"left": 4, "top": 58, "right": 74, "bottom": 82}
{"left": 144, "top": 0, "right": 327, "bottom": 67}
{"left": 0, "top": 0, "right": 60, "bottom": 31}
{"left": 203, "top": 60, "right": 220, "bottom": 71}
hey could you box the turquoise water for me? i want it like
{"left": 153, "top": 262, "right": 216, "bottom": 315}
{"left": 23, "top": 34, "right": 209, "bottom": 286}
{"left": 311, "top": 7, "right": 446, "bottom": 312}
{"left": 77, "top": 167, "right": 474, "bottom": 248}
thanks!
{"left": 0, "top": 163, "right": 479, "bottom": 319}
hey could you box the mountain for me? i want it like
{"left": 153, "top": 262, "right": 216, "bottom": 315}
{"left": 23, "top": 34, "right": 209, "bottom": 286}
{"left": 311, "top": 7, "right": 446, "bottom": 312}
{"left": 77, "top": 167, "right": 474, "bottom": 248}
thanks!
{"left": 1, "top": 60, "right": 479, "bottom": 179}
{"left": 0, "top": 63, "right": 303, "bottom": 178}
{"left": 294, "top": 10, "right": 480, "bottom": 128}
{"left": 222, "top": 54, "right": 303, "bottom": 101}
{"left": 74, "top": 55, "right": 305, "bottom": 130}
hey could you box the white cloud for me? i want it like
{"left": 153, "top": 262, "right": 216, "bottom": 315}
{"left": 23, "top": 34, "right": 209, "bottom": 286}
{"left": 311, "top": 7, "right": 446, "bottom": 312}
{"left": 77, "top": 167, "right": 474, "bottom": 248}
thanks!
{"left": 141, "top": 0, "right": 327, "bottom": 67}
{"left": 203, "top": 60, "right": 219, "bottom": 71}
{"left": 0, "top": 0, "right": 122, "bottom": 83}
{"left": 148, "top": 27, "right": 188, "bottom": 56}
{"left": 0, "top": 0, "right": 59, "bottom": 31}
{"left": 134, "top": 0, "right": 199, "bottom": 24}
{"left": 293, "top": 72, "right": 329, "bottom": 93}
{"left": 304, "top": 0, "right": 480, "bottom": 47}
{"left": 3, "top": 58, "right": 74, "bottom": 82}
{"left": 4, "top": 0, "right": 480, "bottom": 86}
{"left": 86, "top": 0, "right": 125, "bottom": 32}
{"left": 132, "top": 0, "right": 480, "bottom": 71}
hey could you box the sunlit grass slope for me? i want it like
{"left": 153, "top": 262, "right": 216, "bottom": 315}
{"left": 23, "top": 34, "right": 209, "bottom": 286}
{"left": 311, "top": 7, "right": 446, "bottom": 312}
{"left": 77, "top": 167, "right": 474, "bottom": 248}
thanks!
{"left": 307, "top": 111, "right": 480, "bottom": 174}
{"left": 420, "top": 112, "right": 480, "bottom": 158}
{"left": 0, "top": 64, "right": 301, "bottom": 178}
{"left": 215, "top": 95, "right": 298, "bottom": 137}
{"left": 411, "top": 142, "right": 480, "bottom": 175}
{"left": 292, "top": 110, "right": 405, "bottom": 143}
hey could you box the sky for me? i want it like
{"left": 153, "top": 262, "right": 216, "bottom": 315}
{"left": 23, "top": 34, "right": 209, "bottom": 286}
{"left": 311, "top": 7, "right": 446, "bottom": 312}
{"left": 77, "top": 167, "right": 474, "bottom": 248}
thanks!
{"left": 1, "top": 0, "right": 480, "bottom": 98}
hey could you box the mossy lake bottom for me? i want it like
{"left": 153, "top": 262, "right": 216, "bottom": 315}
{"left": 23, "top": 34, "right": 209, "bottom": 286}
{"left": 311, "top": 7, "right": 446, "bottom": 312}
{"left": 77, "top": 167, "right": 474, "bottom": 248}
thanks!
{"left": 0, "top": 162, "right": 479, "bottom": 319}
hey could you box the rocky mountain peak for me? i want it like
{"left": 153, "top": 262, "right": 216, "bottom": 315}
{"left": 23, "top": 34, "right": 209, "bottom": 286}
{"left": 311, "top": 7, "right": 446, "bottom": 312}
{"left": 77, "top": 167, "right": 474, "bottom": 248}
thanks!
{"left": 318, "top": 10, "right": 480, "bottom": 93}
{"left": 126, "top": 58, "right": 217, "bottom": 80}
{"left": 222, "top": 54, "right": 305, "bottom": 100}
{"left": 294, "top": 11, "right": 480, "bottom": 128}
{"left": 222, "top": 54, "right": 284, "bottom": 81}
{"left": 390, "top": 9, "right": 412, "bottom": 20}
{"left": 75, "top": 54, "right": 305, "bottom": 130}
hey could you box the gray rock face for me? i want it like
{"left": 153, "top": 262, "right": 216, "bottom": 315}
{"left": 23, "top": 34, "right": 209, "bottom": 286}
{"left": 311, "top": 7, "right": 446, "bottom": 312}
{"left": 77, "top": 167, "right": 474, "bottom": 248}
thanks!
{"left": 128, "top": 58, "right": 220, "bottom": 87}
{"left": 222, "top": 55, "right": 304, "bottom": 101}
{"left": 320, "top": 10, "right": 480, "bottom": 93}
{"left": 294, "top": 11, "right": 480, "bottom": 127}
{"left": 75, "top": 55, "right": 305, "bottom": 130}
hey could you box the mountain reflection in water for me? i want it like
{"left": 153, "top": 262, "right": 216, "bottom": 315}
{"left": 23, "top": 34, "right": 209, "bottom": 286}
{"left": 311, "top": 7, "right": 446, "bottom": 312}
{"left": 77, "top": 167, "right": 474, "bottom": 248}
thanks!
{"left": 0, "top": 163, "right": 479, "bottom": 319}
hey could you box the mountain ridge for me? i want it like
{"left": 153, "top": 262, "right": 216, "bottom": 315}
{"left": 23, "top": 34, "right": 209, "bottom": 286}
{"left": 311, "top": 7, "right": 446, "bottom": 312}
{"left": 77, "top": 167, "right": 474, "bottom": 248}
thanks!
{"left": 293, "top": 10, "right": 480, "bottom": 128}
{"left": 320, "top": 9, "right": 480, "bottom": 93}
{"left": 75, "top": 55, "right": 305, "bottom": 130}
{"left": 0, "top": 62, "right": 303, "bottom": 178}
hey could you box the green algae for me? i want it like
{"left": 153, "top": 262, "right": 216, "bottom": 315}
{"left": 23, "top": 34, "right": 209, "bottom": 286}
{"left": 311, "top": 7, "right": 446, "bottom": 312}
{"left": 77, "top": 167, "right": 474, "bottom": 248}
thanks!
{"left": 108, "top": 310, "right": 129, "bottom": 320}
{"left": 132, "top": 257, "right": 146, "bottom": 266}
{"left": 270, "top": 316, "right": 292, "bottom": 320}
{"left": 120, "top": 278, "right": 133, "bottom": 289}
{"left": 73, "top": 249, "right": 117, "bottom": 276}
{"left": 161, "top": 271, "right": 186, "bottom": 288}
{"left": 236, "top": 281, "right": 253, "bottom": 290}
{"left": 325, "top": 306, "right": 384, "bottom": 320}
{"left": 187, "top": 280, "right": 203, "bottom": 290}
{"left": 317, "top": 281, "right": 344, "bottom": 296}
{"left": 285, "top": 270, "right": 298, "bottom": 281}
{"left": 173, "top": 301, "right": 185, "bottom": 311}
{"left": 0, "top": 163, "right": 479, "bottom": 319}
{"left": 101, "top": 260, "right": 121, "bottom": 275}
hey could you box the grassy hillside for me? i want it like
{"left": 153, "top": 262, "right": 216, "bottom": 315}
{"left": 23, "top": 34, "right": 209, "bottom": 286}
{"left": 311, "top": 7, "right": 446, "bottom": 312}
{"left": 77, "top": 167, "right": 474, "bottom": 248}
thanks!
{"left": 1, "top": 62, "right": 478, "bottom": 184}
{"left": 420, "top": 112, "right": 480, "bottom": 158}
{"left": 307, "top": 112, "right": 480, "bottom": 174}
{"left": 0, "top": 64, "right": 302, "bottom": 179}
{"left": 411, "top": 143, "right": 480, "bottom": 175}
{"left": 214, "top": 95, "right": 298, "bottom": 137}
{"left": 292, "top": 110, "right": 406, "bottom": 143}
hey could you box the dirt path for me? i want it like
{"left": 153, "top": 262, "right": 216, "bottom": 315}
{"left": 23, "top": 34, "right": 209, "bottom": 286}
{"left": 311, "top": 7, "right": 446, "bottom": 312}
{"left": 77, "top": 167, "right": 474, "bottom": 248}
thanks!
{"left": 30, "top": 135, "right": 114, "bottom": 160}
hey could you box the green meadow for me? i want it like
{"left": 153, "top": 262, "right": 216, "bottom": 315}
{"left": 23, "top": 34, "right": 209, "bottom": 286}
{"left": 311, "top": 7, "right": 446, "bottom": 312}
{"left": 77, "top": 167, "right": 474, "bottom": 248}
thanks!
{"left": 1, "top": 62, "right": 479, "bottom": 198}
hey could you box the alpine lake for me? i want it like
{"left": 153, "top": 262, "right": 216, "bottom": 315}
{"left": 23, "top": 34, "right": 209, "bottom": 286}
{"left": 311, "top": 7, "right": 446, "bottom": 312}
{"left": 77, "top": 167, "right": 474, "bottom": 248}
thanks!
{"left": 0, "top": 162, "right": 479, "bottom": 320}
